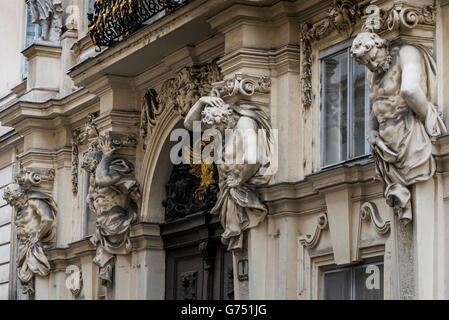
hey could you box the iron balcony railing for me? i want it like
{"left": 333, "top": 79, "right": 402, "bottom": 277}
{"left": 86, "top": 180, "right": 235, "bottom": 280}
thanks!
{"left": 88, "top": 0, "right": 188, "bottom": 50}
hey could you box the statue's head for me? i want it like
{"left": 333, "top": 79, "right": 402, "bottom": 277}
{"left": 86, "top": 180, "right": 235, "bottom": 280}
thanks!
{"left": 2, "top": 184, "right": 27, "bottom": 210}
{"left": 81, "top": 151, "right": 102, "bottom": 174}
{"left": 201, "top": 103, "right": 237, "bottom": 133}
{"left": 351, "top": 32, "right": 391, "bottom": 74}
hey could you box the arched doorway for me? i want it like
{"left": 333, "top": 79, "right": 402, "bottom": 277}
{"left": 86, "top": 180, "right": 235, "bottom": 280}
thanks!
{"left": 146, "top": 120, "right": 234, "bottom": 300}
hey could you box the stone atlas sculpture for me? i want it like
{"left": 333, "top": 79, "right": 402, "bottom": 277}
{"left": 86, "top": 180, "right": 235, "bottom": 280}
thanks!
{"left": 350, "top": 14, "right": 446, "bottom": 223}
{"left": 184, "top": 96, "right": 273, "bottom": 251}
{"left": 2, "top": 183, "right": 57, "bottom": 294}
{"left": 81, "top": 133, "right": 141, "bottom": 286}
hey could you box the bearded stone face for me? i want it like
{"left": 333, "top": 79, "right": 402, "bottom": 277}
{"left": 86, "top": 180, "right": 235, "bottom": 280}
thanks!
{"left": 81, "top": 151, "right": 102, "bottom": 174}
{"left": 201, "top": 104, "right": 237, "bottom": 133}
{"left": 3, "top": 184, "right": 27, "bottom": 211}
{"left": 351, "top": 32, "right": 392, "bottom": 74}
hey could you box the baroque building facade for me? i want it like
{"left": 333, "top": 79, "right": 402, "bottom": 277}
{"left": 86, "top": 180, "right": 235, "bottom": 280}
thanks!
{"left": 0, "top": 0, "right": 449, "bottom": 300}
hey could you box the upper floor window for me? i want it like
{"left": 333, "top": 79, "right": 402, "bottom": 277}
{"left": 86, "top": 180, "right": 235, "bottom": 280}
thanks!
{"left": 320, "top": 41, "right": 370, "bottom": 167}
{"left": 322, "top": 260, "right": 384, "bottom": 300}
{"left": 23, "top": 0, "right": 42, "bottom": 78}
{"left": 86, "top": 0, "right": 96, "bottom": 25}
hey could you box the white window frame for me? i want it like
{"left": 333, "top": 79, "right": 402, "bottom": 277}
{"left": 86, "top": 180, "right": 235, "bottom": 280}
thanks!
{"left": 319, "top": 39, "right": 371, "bottom": 168}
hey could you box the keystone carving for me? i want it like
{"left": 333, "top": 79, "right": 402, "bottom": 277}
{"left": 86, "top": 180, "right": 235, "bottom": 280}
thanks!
{"left": 140, "top": 61, "right": 222, "bottom": 144}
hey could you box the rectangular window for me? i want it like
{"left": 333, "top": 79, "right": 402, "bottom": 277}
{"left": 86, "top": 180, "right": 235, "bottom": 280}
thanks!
{"left": 322, "top": 260, "right": 384, "bottom": 300}
{"left": 83, "top": 171, "right": 96, "bottom": 237}
{"left": 23, "top": 0, "right": 42, "bottom": 79}
{"left": 320, "top": 41, "right": 370, "bottom": 167}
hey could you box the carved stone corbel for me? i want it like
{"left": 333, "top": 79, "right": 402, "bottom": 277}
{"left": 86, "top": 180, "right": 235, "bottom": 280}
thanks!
{"left": 299, "top": 213, "right": 328, "bottom": 249}
{"left": 362, "top": 3, "right": 436, "bottom": 33}
{"left": 360, "top": 202, "right": 391, "bottom": 235}
{"left": 210, "top": 73, "right": 270, "bottom": 98}
{"left": 2, "top": 166, "right": 57, "bottom": 295}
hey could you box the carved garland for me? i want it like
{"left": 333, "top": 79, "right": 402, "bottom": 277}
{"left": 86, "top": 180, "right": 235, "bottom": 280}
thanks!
{"left": 71, "top": 113, "right": 98, "bottom": 194}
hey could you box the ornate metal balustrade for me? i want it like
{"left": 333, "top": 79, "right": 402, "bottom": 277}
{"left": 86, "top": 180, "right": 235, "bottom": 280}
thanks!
{"left": 88, "top": 0, "right": 188, "bottom": 50}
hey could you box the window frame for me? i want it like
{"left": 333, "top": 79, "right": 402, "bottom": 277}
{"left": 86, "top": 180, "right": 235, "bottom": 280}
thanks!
{"left": 321, "top": 258, "right": 384, "bottom": 300}
{"left": 319, "top": 39, "right": 371, "bottom": 169}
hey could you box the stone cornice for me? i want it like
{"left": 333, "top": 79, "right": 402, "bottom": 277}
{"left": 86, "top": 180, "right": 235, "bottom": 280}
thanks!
{"left": 0, "top": 88, "right": 98, "bottom": 128}
{"left": 260, "top": 134, "right": 449, "bottom": 216}
{"left": 21, "top": 43, "right": 62, "bottom": 60}
{"left": 46, "top": 222, "right": 163, "bottom": 272}
{"left": 218, "top": 45, "right": 301, "bottom": 77}
{"left": 258, "top": 157, "right": 379, "bottom": 215}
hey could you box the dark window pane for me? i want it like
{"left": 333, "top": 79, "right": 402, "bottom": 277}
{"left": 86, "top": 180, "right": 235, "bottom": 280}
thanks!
{"left": 323, "top": 269, "right": 351, "bottom": 300}
{"left": 322, "top": 52, "right": 348, "bottom": 166}
{"left": 352, "top": 60, "right": 369, "bottom": 157}
{"left": 354, "top": 264, "right": 384, "bottom": 300}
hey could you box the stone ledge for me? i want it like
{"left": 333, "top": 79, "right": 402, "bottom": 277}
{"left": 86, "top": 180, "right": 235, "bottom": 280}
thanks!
{"left": 21, "top": 43, "right": 62, "bottom": 60}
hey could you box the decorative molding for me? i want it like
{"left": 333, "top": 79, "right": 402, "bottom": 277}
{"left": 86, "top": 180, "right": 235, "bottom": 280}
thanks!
{"left": 140, "top": 61, "right": 222, "bottom": 145}
{"left": 362, "top": 3, "right": 436, "bottom": 33}
{"left": 71, "top": 113, "right": 99, "bottom": 194}
{"left": 299, "top": 213, "right": 328, "bottom": 249}
{"left": 300, "top": 0, "right": 365, "bottom": 109}
{"left": 181, "top": 271, "right": 198, "bottom": 300}
{"left": 210, "top": 73, "right": 270, "bottom": 98}
{"left": 360, "top": 202, "right": 391, "bottom": 235}
{"left": 65, "top": 265, "right": 83, "bottom": 297}
{"left": 14, "top": 166, "right": 55, "bottom": 187}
